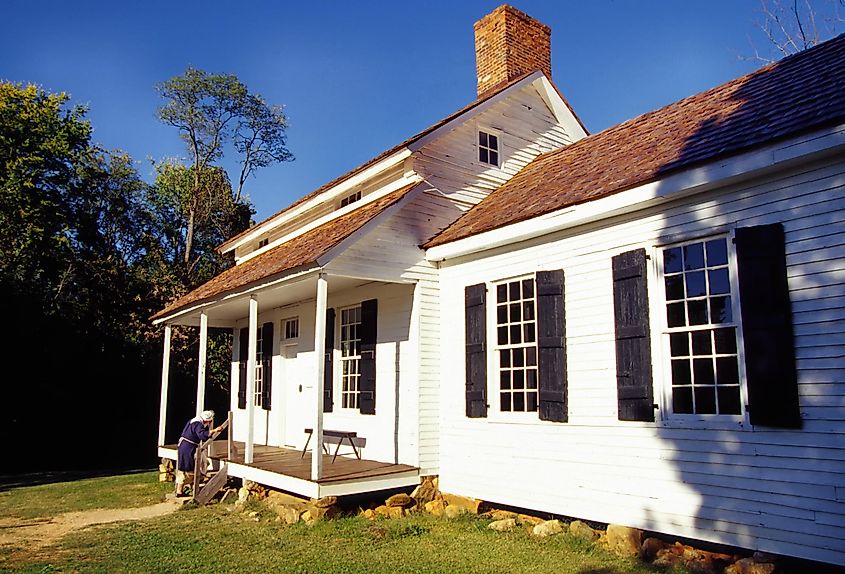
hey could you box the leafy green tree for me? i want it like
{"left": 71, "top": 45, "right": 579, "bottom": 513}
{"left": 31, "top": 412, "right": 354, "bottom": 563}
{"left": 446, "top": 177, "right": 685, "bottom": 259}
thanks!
{"left": 234, "top": 93, "right": 293, "bottom": 202}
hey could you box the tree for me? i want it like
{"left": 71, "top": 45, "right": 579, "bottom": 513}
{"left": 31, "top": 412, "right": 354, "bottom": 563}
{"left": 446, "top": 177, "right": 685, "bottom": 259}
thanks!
{"left": 749, "top": 0, "right": 844, "bottom": 63}
{"left": 156, "top": 68, "right": 292, "bottom": 266}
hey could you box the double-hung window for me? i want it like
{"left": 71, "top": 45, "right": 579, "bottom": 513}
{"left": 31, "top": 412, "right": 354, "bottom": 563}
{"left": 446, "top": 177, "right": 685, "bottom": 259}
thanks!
{"left": 659, "top": 236, "right": 742, "bottom": 418}
{"left": 478, "top": 130, "right": 500, "bottom": 167}
{"left": 254, "top": 326, "right": 265, "bottom": 407}
{"left": 340, "top": 305, "right": 362, "bottom": 409}
{"left": 494, "top": 277, "right": 538, "bottom": 413}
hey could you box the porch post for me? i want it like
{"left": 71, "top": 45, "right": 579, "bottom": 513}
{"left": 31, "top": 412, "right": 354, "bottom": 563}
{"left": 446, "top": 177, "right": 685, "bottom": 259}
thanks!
{"left": 245, "top": 296, "right": 258, "bottom": 464}
{"left": 312, "top": 273, "right": 328, "bottom": 481}
{"left": 196, "top": 310, "right": 208, "bottom": 417}
{"left": 158, "top": 324, "right": 172, "bottom": 446}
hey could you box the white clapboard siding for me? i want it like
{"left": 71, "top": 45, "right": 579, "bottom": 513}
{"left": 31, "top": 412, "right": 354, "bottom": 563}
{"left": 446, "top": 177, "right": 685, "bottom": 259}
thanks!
{"left": 437, "top": 154, "right": 845, "bottom": 566}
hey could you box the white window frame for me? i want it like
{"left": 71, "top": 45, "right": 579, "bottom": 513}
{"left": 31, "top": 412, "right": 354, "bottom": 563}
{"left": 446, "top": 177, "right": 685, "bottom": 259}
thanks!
{"left": 282, "top": 317, "right": 299, "bottom": 342}
{"left": 254, "top": 326, "right": 265, "bottom": 408}
{"left": 651, "top": 230, "right": 751, "bottom": 430}
{"left": 487, "top": 274, "right": 539, "bottom": 422}
{"left": 477, "top": 126, "right": 502, "bottom": 168}
{"left": 338, "top": 305, "right": 362, "bottom": 411}
{"left": 340, "top": 191, "right": 362, "bottom": 208}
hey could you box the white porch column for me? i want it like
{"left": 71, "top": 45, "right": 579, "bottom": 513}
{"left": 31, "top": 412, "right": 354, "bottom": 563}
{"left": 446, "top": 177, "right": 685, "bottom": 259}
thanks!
{"left": 312, "top": 273, "right": 328, "bottom": 481}
{"left": 158, "top": 324, "right": 172, "bottom": 446}
{"left": 195, "top": 311, "right": 208, "bottom": 417}
{"left": 245, "top": 296, "right": 258, "bottom": 464}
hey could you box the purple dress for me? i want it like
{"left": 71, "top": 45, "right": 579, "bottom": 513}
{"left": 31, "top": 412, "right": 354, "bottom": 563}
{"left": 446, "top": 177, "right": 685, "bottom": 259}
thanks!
{"left": 177, "top": 419, "right": 211, "bottom": 472}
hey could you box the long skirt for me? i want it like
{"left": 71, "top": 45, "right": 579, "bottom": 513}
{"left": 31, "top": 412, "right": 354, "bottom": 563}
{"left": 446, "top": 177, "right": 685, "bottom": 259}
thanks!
{"left": 177, "top": 440, "right": 197, "bottom": 472}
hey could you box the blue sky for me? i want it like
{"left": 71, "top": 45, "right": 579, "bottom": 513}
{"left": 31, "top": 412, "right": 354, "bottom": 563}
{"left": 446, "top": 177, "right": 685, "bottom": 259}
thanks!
{"left": 1, "top": 1, "right": 832, "bottom": 221}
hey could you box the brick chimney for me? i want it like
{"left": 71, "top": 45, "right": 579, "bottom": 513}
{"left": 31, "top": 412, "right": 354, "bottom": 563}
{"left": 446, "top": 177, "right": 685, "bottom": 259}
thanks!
{"left": 474, "top": 5, "right": 552, "bottom": 97}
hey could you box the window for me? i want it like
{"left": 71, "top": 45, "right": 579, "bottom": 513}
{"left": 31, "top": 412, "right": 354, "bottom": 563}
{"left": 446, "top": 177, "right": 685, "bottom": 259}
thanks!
{"left": 494, "top": 277, "right": 538, "bottom": 412}
{"left": 254, "top": 327, "right": 265, "bottom": 408}
{"left": 283, "top": 317, "right": 299, "bottom": 340}
{"left": 258, "top": 238, "right": 269, "bottom": 248}
{"left": 660, "top": 236, "right": 742, "bottom": 416}
{"left": 340, "top": 191, "right": 361, "bottom": 208}
{"left": 478, "top": 130, "right": 499, "bottom": 167}
{"left": 340, "top": 306, "right": 362, "bottom": 409}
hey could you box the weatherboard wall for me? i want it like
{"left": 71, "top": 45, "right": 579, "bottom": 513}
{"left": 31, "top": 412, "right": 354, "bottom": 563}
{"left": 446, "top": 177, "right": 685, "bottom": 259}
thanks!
{"left": 435, "top": 155, "right": 845, "bottom": 566}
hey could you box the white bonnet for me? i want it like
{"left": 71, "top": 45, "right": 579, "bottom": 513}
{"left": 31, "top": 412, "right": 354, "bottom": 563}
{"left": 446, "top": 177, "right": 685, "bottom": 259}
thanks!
{"left": 200, "top": 410, "right": 215, "bottom": 422}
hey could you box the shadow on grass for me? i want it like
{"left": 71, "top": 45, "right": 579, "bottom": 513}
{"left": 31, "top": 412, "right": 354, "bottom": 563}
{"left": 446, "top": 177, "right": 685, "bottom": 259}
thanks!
{"left": 0, "top": 467, "right": 154, "bottom": 491}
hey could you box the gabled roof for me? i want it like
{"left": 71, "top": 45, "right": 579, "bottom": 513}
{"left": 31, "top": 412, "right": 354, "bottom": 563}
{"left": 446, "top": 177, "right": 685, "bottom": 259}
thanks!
{"left": 220, "top": 70, "right": 584, "bottom": 253}
{"left": 426, "top": 34, "right": 845, "bottom": 248}
{"left": 152, "top": 182, "right": 418, "bottom": 321}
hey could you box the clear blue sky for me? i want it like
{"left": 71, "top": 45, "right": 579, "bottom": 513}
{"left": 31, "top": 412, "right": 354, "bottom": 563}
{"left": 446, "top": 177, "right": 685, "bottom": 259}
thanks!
{"left": 1, "top": 1, "right": 830, "bottom": 221}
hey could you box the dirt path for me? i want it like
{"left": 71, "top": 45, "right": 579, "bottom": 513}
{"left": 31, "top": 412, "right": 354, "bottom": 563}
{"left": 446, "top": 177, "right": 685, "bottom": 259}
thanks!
{"left": 0, "top": 500, "right": 182, "bottom": 559}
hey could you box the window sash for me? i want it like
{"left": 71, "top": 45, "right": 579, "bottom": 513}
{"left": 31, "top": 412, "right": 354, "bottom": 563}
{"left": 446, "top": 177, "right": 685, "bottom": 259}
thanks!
{"left": 340, "top": 306, "right": 361, "bottom": 409}
{"left": 478, "top": 129, "right": 500, "bottom": 167}
{"left": 492, "top": 277, "right": 538, "bottom": 414}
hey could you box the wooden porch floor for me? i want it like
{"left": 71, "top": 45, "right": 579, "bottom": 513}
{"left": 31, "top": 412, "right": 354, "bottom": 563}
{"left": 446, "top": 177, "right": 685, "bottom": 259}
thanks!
{"left": 164, "top": 441, "right": 418, "bottom": 485}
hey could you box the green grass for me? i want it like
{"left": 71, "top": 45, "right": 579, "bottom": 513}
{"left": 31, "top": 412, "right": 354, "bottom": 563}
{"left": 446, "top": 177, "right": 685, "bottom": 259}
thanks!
{"left": 0, "top": 471, "right": 172, "bottom": 519}
{"left": 0, "top": 473, "right": 689, "bottom": 574}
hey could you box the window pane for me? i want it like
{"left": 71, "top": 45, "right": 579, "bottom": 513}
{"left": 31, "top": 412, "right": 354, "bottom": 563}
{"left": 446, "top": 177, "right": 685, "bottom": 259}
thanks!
{"left": 695, "top": 387, "right": 717, "bottom": 414}
{"left": 513, "top": 370, "right": 524, "bottom": 389}
{"left": 717, "top": 387, "right": 741, "bottom": 414}
{"left": 685, "top": 271, "right": 706, "bottom": 297}
{"left": 497, "top": 284, "right": 507, "bottom": 303}
{"left": 710, "top": 296, "right": 732, "bottom": 323}
{"left": 479, "top": 148, "right": 489, "bottom": 164}
{"left": 479, "top": 131, "right": 487, "bottom": 146}
{"left": 527, "top": 392, "right": 538, "bottom": 412}
{"left": 500, "top": 349, "right": 511, "bottom": 368}
{"left": 500, "top": 371, "right": 510, "bottom": 390}
{"left": 509, "top": 281, "right": 520, "bottom": 300}
{"left": 713, "top": 328, "right": 737, "bottom": 354}
{"left": 716, "top": 356, "right": 739, "bottom": 385}
{"left": 687, "top": 300, "right": 708, "bottom": 325}
{"left": 691, "top": 330, "right": 712, "bottom": 355}
{"left": 526, "top": 369, "right": 537, "bottom": 389}
{"left": 501, "top": 393, "right": 511, "bottom": 411}
{"left": 489, "top": 134, "right": 498, "bottom": 150}
{"left": 706, "top": 238, "right": 728, "bottom": 266}
{"left": 673, "top": 387, "right": 693, "bottom": 413}
{"left": 510, "top": 302, "right": 521, "bottom": 322}
{"left": 665, "top": 275, "right": 684, "bottom": 301}
{"left": 670, "top": 332, "right": 689, "bottom": 357}
{"left": 513, "top": 392, "right": 525, "bottom": 411}
{"left": 523, "top": 301, "right": 535, "bottom": 320}
{"left": 672, "top": 359, "right": 691, "bottom": 385}
{"left": 684, "top": 243, "right": 705, "bottom": 270}
{"left": 522, "top": 279, "right": 534, "bottom": 298}
{"left": 510, "top": 324, "right": 522, "bottom": 344}
{"left": 708, "top": 268, "right": 730, "bottom": 295}
{"left": 523, "top": 323, "right": 535, "bottom": 343}
{"left": 526, "top": 347, "right": 536, "bottom": 366}
{"left": 498, "top": 326, "right": 508, "bottom": 345}
{"left": 693, "top": 358, "right": 715, "bottom": 385}
{"left": 513, "top": 348, "right": 524, "bottom": 367}
{"left": 497, "top": 305, "right": 507, "bottom": 324}
{"left": 489, "top": 151, "right": 499, "bottom": 166}
{"left": 664, "top": 247, "right": 682, "bottom": 274}
{"left": 667, "top": 302, "right": 686, "bottom": 327}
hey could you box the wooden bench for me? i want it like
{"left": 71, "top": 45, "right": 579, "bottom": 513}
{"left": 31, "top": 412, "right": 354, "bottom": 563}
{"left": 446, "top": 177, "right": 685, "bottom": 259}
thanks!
{"left": 301, "top": 428, "right": 361, "bottom": 463}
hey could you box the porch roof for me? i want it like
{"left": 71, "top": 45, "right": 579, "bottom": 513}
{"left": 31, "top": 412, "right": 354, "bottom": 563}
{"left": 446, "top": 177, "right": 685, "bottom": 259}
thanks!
{"left": 152, "top": 182, "right": 418, "bottom": 323}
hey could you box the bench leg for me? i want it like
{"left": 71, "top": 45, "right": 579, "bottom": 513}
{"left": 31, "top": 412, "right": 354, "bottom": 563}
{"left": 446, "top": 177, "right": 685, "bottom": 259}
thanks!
{"left": 301, "top": 432, "right": 312, "bottom": 459}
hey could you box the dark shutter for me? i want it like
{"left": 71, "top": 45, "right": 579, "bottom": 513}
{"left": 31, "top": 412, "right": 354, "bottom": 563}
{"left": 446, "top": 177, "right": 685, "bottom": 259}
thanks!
{"left": 536, "top": 270, "right": 567, "bottom": 422}
{"left": 323, "top": 308, "right": 335, "bottom": 413}
{"left": 735, "top": 223, "right": 801, "bottom": 428}
{"left": 359, "top": 299, "right": 378, "bottom": 415}
{"left": 260, "top": 322, "right": 273, "bottom": 410}
{"left": 612, "top": 249, "right": 655, "bottom": 422}
{"left": 237, "top": 327, "right": 248, "bottom": 409}
{"left": 465, "top": 283, "right": 488, "bottom": 418}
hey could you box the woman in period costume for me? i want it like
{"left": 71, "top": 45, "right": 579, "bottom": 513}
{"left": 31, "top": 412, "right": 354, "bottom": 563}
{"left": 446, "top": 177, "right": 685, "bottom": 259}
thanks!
{"left": 175, "top": 410, "right": 222, "bottom": 496}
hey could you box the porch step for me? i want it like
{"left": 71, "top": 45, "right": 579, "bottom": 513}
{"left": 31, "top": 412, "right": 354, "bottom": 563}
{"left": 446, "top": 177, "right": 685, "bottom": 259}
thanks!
{"left": 194, "top": 464, "right": 229, "bottom": 505}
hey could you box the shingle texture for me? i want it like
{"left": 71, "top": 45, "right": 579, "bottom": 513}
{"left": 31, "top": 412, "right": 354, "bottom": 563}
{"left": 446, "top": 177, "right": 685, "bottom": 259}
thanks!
{"left": 426, "top": 34, "right": 845, "bottom": 248}
{"left": 152, "top": 183, "right": 418, "bottom": 320}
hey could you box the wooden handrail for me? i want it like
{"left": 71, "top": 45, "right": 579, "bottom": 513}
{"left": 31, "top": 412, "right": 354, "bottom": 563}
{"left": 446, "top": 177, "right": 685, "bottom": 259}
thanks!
{"left": 192, "top": 417, "right": 230, "bottom": 498}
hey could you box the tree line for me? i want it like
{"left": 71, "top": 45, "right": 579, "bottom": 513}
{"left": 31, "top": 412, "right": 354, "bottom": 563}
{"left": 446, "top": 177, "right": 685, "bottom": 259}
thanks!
{"left": 0, "top": 70, "right": 291, "bottom": 472}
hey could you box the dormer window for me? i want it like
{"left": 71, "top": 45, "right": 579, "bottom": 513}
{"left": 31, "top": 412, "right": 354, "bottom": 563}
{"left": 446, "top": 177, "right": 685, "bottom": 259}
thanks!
{"left": 340, "top": 191, "right": 362, "bottom": 208}
{"left": 478, "top": 130, "right": 499, "bottom": 167}
{"left": 258, "top": 238, "right": 269, "bottom": 248}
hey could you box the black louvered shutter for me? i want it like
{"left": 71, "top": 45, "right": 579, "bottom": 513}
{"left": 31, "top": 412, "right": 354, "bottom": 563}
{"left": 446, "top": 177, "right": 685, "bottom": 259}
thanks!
{"left": 465, "top": 283, "right": 488, "bottom": 418}
{"left": 237, "top": 327, "right": 248, "bottom": 409}
{"left": 612, "top": 249, "right": 655, "bottom": 422}
{"left": 260, "top": 322, "right": 273, "bottom": 410}
{"left": 324, "top": 308, "right": 335, "bottom": 413}
{"left": 536, "top": 270, "right": 567, "bottom": 422}
{"left": 735, "top": 223, "right": 801, "bottom": 428}
{"left": 359, "top": 299, "right": 378, "bottom": 415}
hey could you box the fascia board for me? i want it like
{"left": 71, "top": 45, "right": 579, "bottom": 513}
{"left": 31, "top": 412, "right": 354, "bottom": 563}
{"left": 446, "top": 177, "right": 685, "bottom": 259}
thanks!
{"left": 426, "top": 122, "right": 845, "bottom": 262}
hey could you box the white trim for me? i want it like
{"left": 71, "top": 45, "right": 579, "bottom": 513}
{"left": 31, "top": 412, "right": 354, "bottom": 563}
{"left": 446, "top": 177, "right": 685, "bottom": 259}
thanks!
{"left": 196, "top": 312, "right": 208, "bottom": 417}
{"left": 158, "top": 325, "right": 171, "bottom": 446}
{"left": 245, "top": 296, "right": 258, "bottom": 464}
{"left": 220, "top": 149, "right": 412, "bottom": 255}
{"left": 426, "top": 122, "right": 845, "bottom": 262}
{"left": 533, "top": 75, "right": 588, "bottom": 140}
{"left": 312, "top": 273, "right": 328, "bottom": 481}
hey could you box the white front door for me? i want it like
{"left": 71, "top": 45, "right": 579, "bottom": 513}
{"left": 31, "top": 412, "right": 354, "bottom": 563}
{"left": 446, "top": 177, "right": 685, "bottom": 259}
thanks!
{"left": 283, "top": 343, "right": 307, "bottom": 447}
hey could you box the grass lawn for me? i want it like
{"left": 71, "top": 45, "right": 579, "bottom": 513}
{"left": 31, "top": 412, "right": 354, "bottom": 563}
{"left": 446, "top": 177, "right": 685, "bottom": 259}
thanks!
{"left": 0, "top": 472, "right": 688, "bottom": 574}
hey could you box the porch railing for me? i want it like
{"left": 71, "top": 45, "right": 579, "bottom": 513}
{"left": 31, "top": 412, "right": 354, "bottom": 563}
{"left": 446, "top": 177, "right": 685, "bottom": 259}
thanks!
{"left": 192, "top": 411, "right": 232, "bottom": 498}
